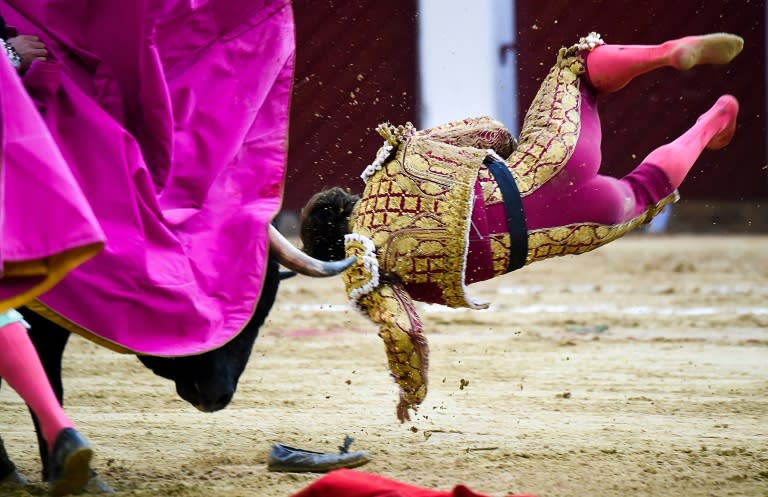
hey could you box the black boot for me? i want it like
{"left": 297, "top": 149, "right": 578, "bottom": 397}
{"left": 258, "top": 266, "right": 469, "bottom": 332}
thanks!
{"left": 47, "top": 428, "right": 93, "bottom": 497}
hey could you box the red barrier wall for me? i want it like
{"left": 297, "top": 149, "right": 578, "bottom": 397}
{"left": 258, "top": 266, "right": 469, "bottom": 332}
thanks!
{"left": 285, "top": 1, "right": 419, "bottom": 211}
{"left": 285, "top": 1, "right": 766, "bottom": 213}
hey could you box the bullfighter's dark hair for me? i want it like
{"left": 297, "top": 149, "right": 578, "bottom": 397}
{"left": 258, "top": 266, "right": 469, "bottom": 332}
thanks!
{"left": 300, "top": 187, "right": 360, "bottom": 261}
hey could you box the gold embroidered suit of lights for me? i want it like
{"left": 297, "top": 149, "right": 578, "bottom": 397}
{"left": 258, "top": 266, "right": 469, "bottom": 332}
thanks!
{"left": 345, "top": 119, "right": 518, "bottom": 420}
{"left": 476, "top": 41, "right": 602, "bottom": 273}
{"left": 350, "top": 135, "right": 487, "bottom": 308}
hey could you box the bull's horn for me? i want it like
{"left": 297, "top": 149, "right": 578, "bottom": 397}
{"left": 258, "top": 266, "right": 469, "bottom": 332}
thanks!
{"left": 269, "top": 225, "right": 356, "bottom": 277}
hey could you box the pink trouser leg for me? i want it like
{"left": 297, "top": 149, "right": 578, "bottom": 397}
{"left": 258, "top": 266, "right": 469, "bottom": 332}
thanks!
{"left": 0, "top": 322, "right": 74, "bottom": 451}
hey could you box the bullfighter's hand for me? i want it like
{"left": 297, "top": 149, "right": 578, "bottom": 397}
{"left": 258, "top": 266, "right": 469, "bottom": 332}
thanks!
{"left": 8, "top": 35, "right": 48, "bottom": 70}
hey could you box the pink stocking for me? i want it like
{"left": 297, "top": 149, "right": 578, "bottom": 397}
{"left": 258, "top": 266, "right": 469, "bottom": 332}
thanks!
{"left": 0, "top": 321, "right": 74, "bottom": 451}
{"left": 643, "top": 95, "right": 738, "bottom": 189}
{"left": 586, "top": 33, "right": 743, "bottom": 93}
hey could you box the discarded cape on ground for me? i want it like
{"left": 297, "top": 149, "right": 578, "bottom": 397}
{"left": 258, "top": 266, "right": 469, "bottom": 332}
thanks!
{"left": 288, "top": 469, "right": 539, "bottom": 497}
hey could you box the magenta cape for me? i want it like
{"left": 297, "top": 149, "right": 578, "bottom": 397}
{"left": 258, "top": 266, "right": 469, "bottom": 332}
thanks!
{"left": 0, "top": 47, "right": 104, "bottom": 311}
{"left": 0, "top": 0, "right": 294, "bottom": 356}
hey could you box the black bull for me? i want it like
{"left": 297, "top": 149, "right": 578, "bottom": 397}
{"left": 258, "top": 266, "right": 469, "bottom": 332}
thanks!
{"left": 0, "top": 255, "right": 280, "bottom": 483}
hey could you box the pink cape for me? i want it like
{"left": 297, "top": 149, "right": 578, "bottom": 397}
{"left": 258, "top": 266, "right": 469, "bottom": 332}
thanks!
{"left": 0, "top": 44, "right": 104, "bottom": 312}
{"left": 0, "top": 0, "right": 294, "bottom": 356}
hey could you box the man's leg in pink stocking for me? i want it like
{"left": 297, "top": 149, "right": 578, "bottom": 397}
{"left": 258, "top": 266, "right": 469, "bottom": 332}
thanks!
{"left": 587, "top": 33, "right": 743, "bottom": 93}
{"left": 644, "top": 95, "right": 739, "bottom": 189}
{"left": 0, "top": 317, "right": 93, "bottom": 496}
{"left": 0, "top": 322, "right": 73, "bottom": 447}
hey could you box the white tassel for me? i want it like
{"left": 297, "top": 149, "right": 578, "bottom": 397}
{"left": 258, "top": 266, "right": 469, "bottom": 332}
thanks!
{"left": 575, "top": 32, "right": 605, "bottom": 51}
{"left": 360, "top": 142, "right": 393, "bottom": 184}
{"left": 344, "top": 233, "right": 380, "bottom": 306}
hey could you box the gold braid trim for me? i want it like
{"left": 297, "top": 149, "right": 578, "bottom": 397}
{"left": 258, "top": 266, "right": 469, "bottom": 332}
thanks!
{"left": 362, "top": 123, "right": 418, "bottom": 183}
{"left": 342, "top": 233, "right": 379, "bottom": 307}
{"left": 479, "top": 54, "right": 584, "bottom": 209}
{"left": 479, "top": 34, "right": 605, "bottom": 207}
{"left": 488, "top": 191, "right": 679, "bottom": 272}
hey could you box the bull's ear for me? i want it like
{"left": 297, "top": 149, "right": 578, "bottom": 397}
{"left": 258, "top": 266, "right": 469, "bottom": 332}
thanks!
{"left": 269, "top": 225, "right": 355, "bottom": 277}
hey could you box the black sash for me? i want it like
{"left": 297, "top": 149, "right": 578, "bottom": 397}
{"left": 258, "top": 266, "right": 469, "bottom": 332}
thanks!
{"left": 483, "top": 154, "right": 528, "bottom": 272}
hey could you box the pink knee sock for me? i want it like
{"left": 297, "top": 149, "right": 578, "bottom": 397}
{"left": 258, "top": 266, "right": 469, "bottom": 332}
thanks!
{"left": 0, "top": 321, "right": 74, "bottom": 451}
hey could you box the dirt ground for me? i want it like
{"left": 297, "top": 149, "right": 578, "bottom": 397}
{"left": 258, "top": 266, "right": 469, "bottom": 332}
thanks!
{"left": 1, "top": 235, "right": 767, "bottom": 497}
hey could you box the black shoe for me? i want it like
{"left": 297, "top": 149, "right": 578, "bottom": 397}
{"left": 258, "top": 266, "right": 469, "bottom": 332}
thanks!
{"left": 267, "top": 437, "right": 371, "bottom": 473}
{"left": 0, "top": 437, "right": 29, "bottom": 485}
{"left": 47, "top": 428, "right": 93, "bottom": 497}
{"left": 1, "top": 469, "right": 28, "bottom": 485}
{"left": 82, "top": 470, "right": 115, "bottom": 494}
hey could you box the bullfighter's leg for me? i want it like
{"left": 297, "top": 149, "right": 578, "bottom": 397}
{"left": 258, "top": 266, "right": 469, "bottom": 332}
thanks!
{"left": 586, "top": 33, "right": 744, "bottom": 93}
{"left": 527, "top": 93, "right": 738, "bottom": 231}
{"left": 0, "top": 321, "right": 73, "bottom": 452}
{"left": 519, "top": 38, "right": 739, "bottom": 262}
{"left": 24, "top": 308, "right": 71, "bottom": 477}
{"left": 0, "top": 316, "right": 93, "bottom": 496}
{"left": 641, "top": 94, "right": 739, "bottom": 189}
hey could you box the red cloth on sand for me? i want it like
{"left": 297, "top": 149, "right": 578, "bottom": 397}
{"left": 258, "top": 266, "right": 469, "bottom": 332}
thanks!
{"left": 289, "top": 469, "right": 538, "bottom": 497}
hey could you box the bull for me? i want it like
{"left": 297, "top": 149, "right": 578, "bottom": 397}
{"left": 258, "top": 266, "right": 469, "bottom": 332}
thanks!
{"left": 0, "top": 226, "right": 354, "bottom": 491}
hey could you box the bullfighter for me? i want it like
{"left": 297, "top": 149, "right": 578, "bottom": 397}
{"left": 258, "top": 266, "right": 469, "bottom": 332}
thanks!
{"left": 299, "top": 32, "right": 743, "bottom": 422}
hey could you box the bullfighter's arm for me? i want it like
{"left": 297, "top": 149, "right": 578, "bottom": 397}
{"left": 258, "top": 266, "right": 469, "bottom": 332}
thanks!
{"left": 416, "top": 116, "right": 518, "bottom": 158}
{"left": 357, "top": 281, "right": 429, "bottom": 423}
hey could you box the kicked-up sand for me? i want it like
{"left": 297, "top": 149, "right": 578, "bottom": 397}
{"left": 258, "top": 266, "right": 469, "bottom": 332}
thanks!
{"left": 1, "top": 234, "right": 767, "bottom": 497}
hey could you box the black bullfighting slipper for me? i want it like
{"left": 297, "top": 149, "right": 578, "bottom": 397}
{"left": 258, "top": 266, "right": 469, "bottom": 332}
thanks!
{"left": 47, "top": 428, "right": 93, "bottom": 497}
{"left": 267, "top": 435, "right": 371, "bottom": 473}
{"left": 82, "top": 470, "right": 115, "bottom": 494}
{"left": 0, "top": 437, "right": 29, "bottom": 485}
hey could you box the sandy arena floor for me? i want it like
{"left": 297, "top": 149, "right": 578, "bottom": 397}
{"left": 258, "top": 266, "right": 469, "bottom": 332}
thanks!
{"left": 1, "top": 235, "right": 767, "bottom": 497}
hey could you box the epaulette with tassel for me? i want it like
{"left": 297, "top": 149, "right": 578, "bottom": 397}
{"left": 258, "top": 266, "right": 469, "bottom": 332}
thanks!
{"left": 360, "top": 122, "right": 416, "bottom": 183}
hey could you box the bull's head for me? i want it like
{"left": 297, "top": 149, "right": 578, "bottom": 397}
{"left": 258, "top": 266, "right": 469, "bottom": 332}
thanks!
{"left": 136, "top": 255, "right": 280, "bottom": 412}
{"left": 139, "top": 227, "right": 354, "bottom": 412}
{"left": 267, "top": 224, "right": 355, "bottom": 277}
